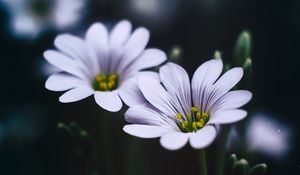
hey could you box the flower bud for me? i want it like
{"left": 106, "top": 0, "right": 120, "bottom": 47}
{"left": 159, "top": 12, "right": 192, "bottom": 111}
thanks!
{"left": 249, "top": 163, "right": 267, "bottom": 175}
{"left": 234, "top": 30, "right": 252, "bottom": 66}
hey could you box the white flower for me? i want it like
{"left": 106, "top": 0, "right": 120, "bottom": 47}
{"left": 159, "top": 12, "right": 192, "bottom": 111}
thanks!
{"left": 246, "top": 113, "right": 291, "bottom": 158}
{"left": 1, "top": 0, "right": 86, "bottom": 38}
{"left": 44, "top": 20, "right": 167, "bottom": 112}
{"left": 123, "top": 59, "right": 252, "bottom": 150}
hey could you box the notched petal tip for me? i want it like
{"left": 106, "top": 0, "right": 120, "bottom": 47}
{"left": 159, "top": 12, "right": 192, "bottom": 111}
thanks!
{"left": 94, "top": 91, "right": 123, "bottom": 112}
{"left": 189, "top": 125, "right": 217, "bottom": 149}
{"left": 160, "top": 132, "right": 189, "bottom": 151}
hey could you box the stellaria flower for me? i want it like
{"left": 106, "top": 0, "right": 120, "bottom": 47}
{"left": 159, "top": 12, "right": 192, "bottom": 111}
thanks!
{"left": 44, "top": 20, "right": 167, "bottom": 112}
{"left": 0, "top": 0, "right": 86, "bottom": 38}
{"left": 123, "top": 59, "right": 252, "bottom": 150}
{"left": 246, "top": 113, "right": 291, "bottom": 158}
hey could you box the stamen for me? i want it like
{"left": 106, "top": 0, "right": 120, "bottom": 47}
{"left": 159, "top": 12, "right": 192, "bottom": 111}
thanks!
{"left": 176, "top": 106, "right": 210, "bottom": 133}
{"left": 202, "top": 113, "right": 209, "bottom": 119}
{"left": 99, "top": 82, "right": 108, "bottom": 91}
{"left": 191, "top": 107, "right": 199, "bottom": 112}
{"left": 196, "top": 122, "right": 203, "bottom": 128}
{"left": 192, "top": 122, "right": 197, "bottom": 129}
{"left": 93, "top": 73, "right": 119, "bottom": 91}
{"left": 109, "top": 73, "right": 117, "bottom": 81}
{"left": 177, "top": 113, "right": 182, "bottom": 120}
{"left": 181, "top": 121, "right": 188, "bottom": 129}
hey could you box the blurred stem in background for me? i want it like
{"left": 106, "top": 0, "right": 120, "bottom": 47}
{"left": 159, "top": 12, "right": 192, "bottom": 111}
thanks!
{"left": 215, "top": 30, "right": 252, "bottom": 175}
{"left": 126, "top": 138, "right": 151, "bottom": 175}
{"left": 199, "top": 149, "right": 207, "bottom": 175}
{"left": 57, "top": 122, "right": 99, "bottom": 175}
{"left": 215, "top": 125, "right": 230, "bottom": 175}
{"left": 99, "top": 113, "right": 115, "bottom": 175}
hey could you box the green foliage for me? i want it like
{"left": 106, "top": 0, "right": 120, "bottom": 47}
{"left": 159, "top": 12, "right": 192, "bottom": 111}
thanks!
{"left": 227, "top": 154, "right": 267, "bottom": 175}
{"left": 57, "top": 122, "right": 99, "bottom": 175}
{"left": 249, "top": 164, "right": 267, "bottom": 175}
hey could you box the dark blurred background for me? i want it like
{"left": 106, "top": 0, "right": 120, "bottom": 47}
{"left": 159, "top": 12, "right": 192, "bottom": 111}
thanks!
{"left": 0, "top": 0, "right": 299, "bottom": 175}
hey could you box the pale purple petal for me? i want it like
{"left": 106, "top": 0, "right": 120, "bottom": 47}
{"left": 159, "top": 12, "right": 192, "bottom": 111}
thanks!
{"left": 85, "top": 22, "right": 109, "bottom": 50}
{"left": 160, "top": 63, "right": 191, "bottom": 120}
{"left": 206, "top": 67, "right": 244, "bottom": 111}
{"left": 45, "top": 73, "right": 88, "bottom": 91}
{"left": 118, "top": 27, "right": 150, "bottom": 73}
{"left": 123, "top": 124, "right": 172, "bottom": 138}
{"left": 125, "top": 103, "right": 176, "bottom": 128}
{"left": 118, "top": 76, "right": 147, "bottom": 106}
{"left": 94, "top": 91, "right": 122, "bottom": 112}
{"left": 85, "top": 22, "right": 109, "bottom": 72}
{"left": 44, "top": 50, "right": 89, "bottom": 79}
{"left": 54, "top": 34, "right": 86, "bottom": 61}
{"left": 209, "top": 90, "right": 252, "bottom": 113}
{"left": 125, "top": 48, "right": 166, "bottom": 73}
{"left": 139, "top": 76, "right": 177, "bottom": 117}
{"left": 160, "top": 132, "right": 189, "bottom": 150}
{"left": 59, "top": 86, "right": 94, "bottom": 103}
{"left": 208, "top": 109, "right": 247, "bottom": 125}
{"left": 191, "top": 59, "right": 223, "bottom": 111}
{"left": 189, "top": 125, "right": 217, "bottom": 149}
{"left": 109, "top": 20, "right": 132, "bottom": 49}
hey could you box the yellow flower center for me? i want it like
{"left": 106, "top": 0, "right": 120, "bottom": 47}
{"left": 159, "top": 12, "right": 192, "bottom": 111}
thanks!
{"left": 176, "top": 107, "right": 209, "bottom": 133}
{"left": 93, "top": 73, "right": 119, "bottom": 91}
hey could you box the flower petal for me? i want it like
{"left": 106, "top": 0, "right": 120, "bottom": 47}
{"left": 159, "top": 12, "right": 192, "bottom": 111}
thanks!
{"left": 94, "top": 91, "right": 122, "bottom": 112}
{"left": 118, "top": 76, "right": 147, "bottom": 106}
{"left": 45, "top": 73, "right": 88, "bottom": 91}
{"left": 206, "top": 67, "right": 244, "bottom": 110}
{"left": 118, "top": 27, "right": 150, "bottom": 72}
{"left": 210, "top": 90, "right": 252, "bottom": 113}
{"left": 191, "top": 59, "right": 223, "bottom": 110}
{"left": 123, "top": 124, "right": 172, "bottom": 138}
{"left": 109, "top": 20, "right": 132, "bottom": 49}
{"left": 160, "top": 63, "right": 191, "bottom": 119}
{"left": 189, "top": 125, "right": 217, "bottom": 149}
{"left": 208, "top": 109, "right": 247, "bottom": 125}
{"left": 85, "top": 22, "right": 109, "bottom": 51}
{"left": 59, "top": 86, "right": 94, "bottom": 103}
{"left": 139, "top": 76, "right": 177, "bottom": 117}
{"left": 125, "top": 103, "right": 176, "bottom": 127}
{"left": 160, "top": 132, "right": 189, "bottom": 150}
{"left": 44, "top": 50, "right": 89, "bottom": 79}
{"left": 125, "top": 48, "right": 166, "bottom": 73}
{"left": 54, "top": 34, "right": 86, "bottom": 61}
{"left": 85, "top": 22, "right": 109, "bottom": 72}
{"left": 54, "top": 34, "right": 98, "bottom": 75}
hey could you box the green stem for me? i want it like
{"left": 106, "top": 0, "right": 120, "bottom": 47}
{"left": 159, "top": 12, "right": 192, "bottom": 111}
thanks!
{"left": 199, "top": 149, "right": 207, "bottom": 175}
{"left": 215, "top": 125, "right": 230, "bottom": 175}
{"left": 99, "top": 114, "right": 115, "bottom": 175}
{"left": 126, "top": 138, "right": 152, "bottom": 175}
